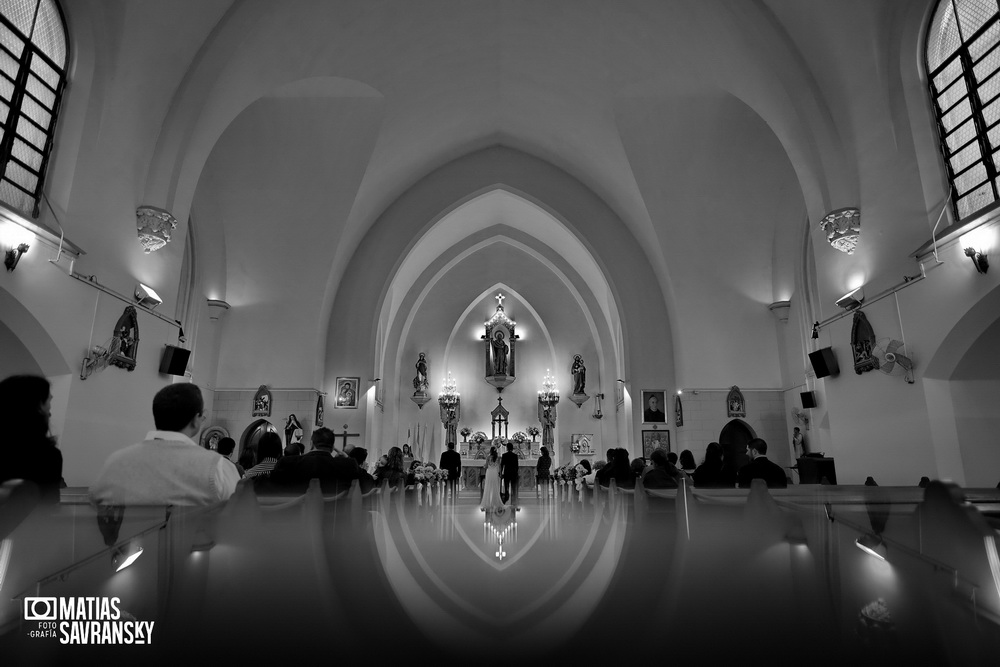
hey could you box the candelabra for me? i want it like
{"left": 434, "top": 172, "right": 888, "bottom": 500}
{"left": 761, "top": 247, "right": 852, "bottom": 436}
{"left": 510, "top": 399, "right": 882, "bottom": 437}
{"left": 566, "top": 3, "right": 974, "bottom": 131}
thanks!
{"left": 538, "top": 369, "right": 560, "bottom": 406}
{"left": 439, "top": 372, "right": 460, "bottom": 407}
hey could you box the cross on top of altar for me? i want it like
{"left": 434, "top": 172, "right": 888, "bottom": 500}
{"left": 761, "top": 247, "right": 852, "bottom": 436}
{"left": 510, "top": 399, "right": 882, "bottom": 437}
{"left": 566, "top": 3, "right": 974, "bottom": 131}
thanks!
{"left": 491, "top": 396, "right": 509, "bottom": 439}
{"left": 485, "top": 292, "right": 516, "bottom": 327}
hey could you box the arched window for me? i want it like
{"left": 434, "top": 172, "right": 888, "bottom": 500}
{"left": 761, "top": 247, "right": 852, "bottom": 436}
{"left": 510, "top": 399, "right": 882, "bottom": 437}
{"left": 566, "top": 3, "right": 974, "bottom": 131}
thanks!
{"left": 0, "top": 0, "right": 66, "bottom": 218}
{"left": 926, "top": 0, "right": 1000, "bottom": 222}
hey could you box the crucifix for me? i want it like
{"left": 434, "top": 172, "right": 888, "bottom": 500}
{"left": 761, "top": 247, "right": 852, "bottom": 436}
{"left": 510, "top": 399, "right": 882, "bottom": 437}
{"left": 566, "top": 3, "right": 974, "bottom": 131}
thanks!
{"left": 334, "top": 424, "right": 360, "bottom": 451}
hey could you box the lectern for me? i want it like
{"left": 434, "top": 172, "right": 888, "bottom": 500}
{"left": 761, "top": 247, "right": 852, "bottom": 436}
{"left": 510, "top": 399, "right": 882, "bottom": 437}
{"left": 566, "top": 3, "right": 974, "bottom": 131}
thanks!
{"left": 797, "top": 456, "right": 837, "bottom": 485}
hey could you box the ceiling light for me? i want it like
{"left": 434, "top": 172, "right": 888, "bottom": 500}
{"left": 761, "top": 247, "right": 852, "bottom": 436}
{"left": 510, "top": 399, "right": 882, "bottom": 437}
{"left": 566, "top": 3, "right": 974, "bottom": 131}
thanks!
{"left": 820, "top": 207, "right": 861, "bottom": 255}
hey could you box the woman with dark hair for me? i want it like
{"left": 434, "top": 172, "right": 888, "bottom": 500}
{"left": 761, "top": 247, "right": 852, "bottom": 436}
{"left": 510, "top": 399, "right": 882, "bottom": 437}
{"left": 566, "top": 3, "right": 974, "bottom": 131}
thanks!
{"left": 535, "top": 446, "right": 552, "bottom": 496}
{"left": 679, "top": 449, "right": 697, "bottom": 475}
{"left": 245, "top": 432, "right": 283, "bottom": 479}
{"left": 0, "top": 375, "right": 63, "bottom": 502}
{"left": 600, "top": 448, "right": 634, "bottom": 489}
{"left": 374, "top": 446, "right": 405, "bottom": 488}
{"left": 694, "top": 442, "right": 731, "bottom": 488}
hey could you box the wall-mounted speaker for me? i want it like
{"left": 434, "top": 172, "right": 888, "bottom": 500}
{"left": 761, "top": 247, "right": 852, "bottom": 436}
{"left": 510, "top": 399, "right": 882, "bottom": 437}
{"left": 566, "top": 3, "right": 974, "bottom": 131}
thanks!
{"left": 808, "top": 347, "right": 839, "bottom": 378}
{"left": 800, "top": 391, "right": 817, "bottom": 409}
{"left": 159, "top": 345, "right": 191, "bottom": 376}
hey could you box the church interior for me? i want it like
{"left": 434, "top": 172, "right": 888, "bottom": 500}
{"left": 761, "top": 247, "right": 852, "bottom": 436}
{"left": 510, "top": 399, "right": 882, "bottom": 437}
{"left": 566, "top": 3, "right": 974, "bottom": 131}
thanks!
{"left": 3, "top": 0, "right": 1000, "bottom": 662}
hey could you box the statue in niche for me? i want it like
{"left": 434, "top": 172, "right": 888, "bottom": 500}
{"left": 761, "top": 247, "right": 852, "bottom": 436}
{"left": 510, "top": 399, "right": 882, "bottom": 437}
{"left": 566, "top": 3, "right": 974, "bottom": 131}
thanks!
{"left": 413, "top": 352, "right": 429, "bottom": 394}
{"left": 441, "top": 404, "right": 459, "bottom": 449}
{"left": 851, "top": 311, "right": 879, "bottom": 374}
{"left": 491, "top": 331, "right": 509, "bottom": 375}
{"left": 571, "top": 354, "right": 586, "bottom": 394}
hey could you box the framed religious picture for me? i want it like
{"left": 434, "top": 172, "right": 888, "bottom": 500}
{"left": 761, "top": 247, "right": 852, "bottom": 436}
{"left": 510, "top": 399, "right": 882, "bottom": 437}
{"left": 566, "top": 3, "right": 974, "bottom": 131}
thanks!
{"left": 641, "top": 390, "right": 667, "bottom": 423}
{"left": 642, "top": 429, "right": 670, "bottom": 458}
{"left": 334, "top": 377, "right": 360, "bottom": 409}
{"left": 201, "top": 426, "right": 229, "bottom": 451}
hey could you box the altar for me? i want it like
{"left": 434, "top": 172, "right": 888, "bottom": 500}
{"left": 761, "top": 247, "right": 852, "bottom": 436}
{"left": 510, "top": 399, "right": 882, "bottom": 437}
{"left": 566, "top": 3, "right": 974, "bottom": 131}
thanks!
{"left": 461, "top": 460, "right": 538, "bottom": 490}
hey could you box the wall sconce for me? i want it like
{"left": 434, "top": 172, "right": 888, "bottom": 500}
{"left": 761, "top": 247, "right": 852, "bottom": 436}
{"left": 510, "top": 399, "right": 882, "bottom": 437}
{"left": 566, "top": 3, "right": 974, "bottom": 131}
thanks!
{"left": 964, "top": 247, "right": 989, "bottom": 274}
{"left": 134, "top": 283, "right": 162, "bottom": 308}
{"left": 811, "top": 322, "right": 819, "bottom": 339}
{"left": 206, "top": 299, "right": 231, "bottom": 321}
{"left": 3, "top": 242, "right": 28, "bottom": 271}
{"left": 835, "top": 286, "right": 864, "bottom": 310}
{"left": 593, "top": 393, "right": 604, "bottom": 419}
{"left": 1, "top": 219, "right": 32, "bottom": 272}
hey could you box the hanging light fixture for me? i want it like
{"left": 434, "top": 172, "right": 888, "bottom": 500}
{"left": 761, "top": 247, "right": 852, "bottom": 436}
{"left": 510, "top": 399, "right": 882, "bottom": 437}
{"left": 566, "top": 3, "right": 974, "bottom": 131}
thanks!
{"left": 439, "top": 372, "right": 460, "bottom": 408}
{"left": 538, "top": 369, "right": 559, "bottom": 407}
{"left": 820, "top": 207, "right": 861, "bottom": 255}
{"left": 136, "top": 205, "right": 178, "bottom": 254}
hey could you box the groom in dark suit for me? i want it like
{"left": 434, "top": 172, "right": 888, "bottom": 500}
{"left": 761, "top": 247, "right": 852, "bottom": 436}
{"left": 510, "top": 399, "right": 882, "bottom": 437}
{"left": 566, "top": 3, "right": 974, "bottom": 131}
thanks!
{"left": 500, "top": 442, "right": 520, "bottom": 508}
{"left": 736, "top": 438, "right": 788, "bottom": 488}
{"left": 439, "top": 441, "right": 462, "bottom": 497}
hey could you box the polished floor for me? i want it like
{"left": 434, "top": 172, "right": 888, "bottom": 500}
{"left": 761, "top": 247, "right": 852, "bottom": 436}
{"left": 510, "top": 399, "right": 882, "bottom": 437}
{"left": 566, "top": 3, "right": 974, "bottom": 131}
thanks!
{"left": 3, "top": 481, "right": 1000, "bottom": 665}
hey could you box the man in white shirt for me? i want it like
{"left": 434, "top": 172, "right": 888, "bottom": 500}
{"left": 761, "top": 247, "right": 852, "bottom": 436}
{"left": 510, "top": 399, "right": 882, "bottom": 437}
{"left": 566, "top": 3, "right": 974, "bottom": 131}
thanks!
{"left": 90, "top": 383, "right": 239, "bottom": 505}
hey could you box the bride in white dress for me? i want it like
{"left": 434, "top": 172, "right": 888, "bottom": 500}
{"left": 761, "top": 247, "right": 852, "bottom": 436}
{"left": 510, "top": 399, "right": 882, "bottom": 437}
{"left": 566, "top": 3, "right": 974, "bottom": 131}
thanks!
{"left": 480, "top": 446, "right": 506, "bottom": 512}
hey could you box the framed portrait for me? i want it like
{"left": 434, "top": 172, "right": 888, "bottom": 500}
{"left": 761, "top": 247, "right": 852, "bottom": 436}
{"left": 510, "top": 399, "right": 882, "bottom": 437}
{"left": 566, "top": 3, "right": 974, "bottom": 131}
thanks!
{"left": 641, "top": 429, "right": 670, "bottom": 458}
{"left": 334, "top": 377, "right": 360, "bottom": 409}
{"left": 641, "top": 390, "right": 667, "bottom": 423}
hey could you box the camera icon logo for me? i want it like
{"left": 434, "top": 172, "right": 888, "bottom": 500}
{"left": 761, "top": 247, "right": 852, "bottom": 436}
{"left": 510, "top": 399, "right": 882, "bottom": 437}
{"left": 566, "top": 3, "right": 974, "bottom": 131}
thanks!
{"left": 24, "top": 597, "right": 58, "bottom": 621}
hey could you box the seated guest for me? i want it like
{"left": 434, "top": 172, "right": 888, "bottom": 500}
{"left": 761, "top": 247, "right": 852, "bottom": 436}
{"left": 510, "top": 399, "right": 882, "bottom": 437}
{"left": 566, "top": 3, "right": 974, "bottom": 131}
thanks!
{"left": 349, "top": 447, "right": 376, "bottom": 493}
{"left": 217, "top": 437, "right": 244, "bottom": 477}
{"left": 694, "top": 442, "right": 732, "bottom": 488}
{"left": 238, "top": 443, "right": 256, "bottom": 472}
{"left": 244, "top": 432, "right": 282, "bottom": 479}
{"left": 600, "top": 448, "right": 634, "bottom": 489}
{"left": 374, "top": 446, "right": 406, "bottom": 489}
{"left": 91, "top": 384, "right": 239, "bottom": 505}
{"left": 373, "top": 454, "right": 389, "bottom": 478}
{"left": 630, "top": 457, "right": 646, "bottom": 480}
{"left": 678, "top": 449, "right": 697, "bottom": 475}
{"left": 535, "top": 446, "right": 552, "bottom": 486}
{"left": 283, "top": 442, "right": 304, "bottom": 457}
{"left": 737, "top": 438, "right": 787, "bottom": 488}
{"left": 0, "top": 375, "right": 63, "bottom": 503}
{"left": 269, "top": 427, "right": 359, "bottom": 494}
{"left": 667, "top": 451, "right": 679, "bottom": 467}
{"left": 595, "top": 448, "right": 617, "bottom": 486}
{"left": 643, "top": 448, "right": 680, "bottom": 489}
{"left": 577, "top": 459, "right": 594, "bottom": 487}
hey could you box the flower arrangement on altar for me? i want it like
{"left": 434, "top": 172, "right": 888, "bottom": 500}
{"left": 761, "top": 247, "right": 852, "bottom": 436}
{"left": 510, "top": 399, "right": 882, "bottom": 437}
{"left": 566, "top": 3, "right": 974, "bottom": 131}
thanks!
{"left": 471, "top": 431, "right": 488, "bottom": 445}
{"left": 511, "top": 431, "right": 527, "bottom": 445}
{"left": 570, "top": 442, "right": 580, "bottom": 453}
{"left": 460, "top": 426, "right": 472, "bottom": 440}
{"left": 526, "top": 425, "right": 540, "bottom": 439}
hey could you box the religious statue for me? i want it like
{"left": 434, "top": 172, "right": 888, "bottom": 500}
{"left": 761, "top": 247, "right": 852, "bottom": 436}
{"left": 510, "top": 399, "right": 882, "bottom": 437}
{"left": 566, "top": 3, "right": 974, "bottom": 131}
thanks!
{"left": 284, "top": 413, "right": 302, "bottom": 446}
{"left": 571, "top": 354, "right": 586, "bottom": 394}
{"left": 441, "top": 404, "right": 460, "bottom": 449}
{"left": 413, "top": 352, "right": 429, "bottom": 393}
{"left": 540, "top": 405, "right": 556, "bottom": 451}
{"left": 492, "top": 331, "right": 509, "bottom": 375}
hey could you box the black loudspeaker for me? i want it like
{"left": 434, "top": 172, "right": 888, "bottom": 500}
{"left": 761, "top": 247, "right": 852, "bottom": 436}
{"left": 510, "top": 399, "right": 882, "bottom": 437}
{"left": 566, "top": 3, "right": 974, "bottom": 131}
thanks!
{"left": 800, "top": 391, "right": 817, "bottom": 409}
{"left": 159, "top": 345, "right": 191, "bottom": 376}
{"left": 808, "top": 347, "right": 839, "bottom": 378}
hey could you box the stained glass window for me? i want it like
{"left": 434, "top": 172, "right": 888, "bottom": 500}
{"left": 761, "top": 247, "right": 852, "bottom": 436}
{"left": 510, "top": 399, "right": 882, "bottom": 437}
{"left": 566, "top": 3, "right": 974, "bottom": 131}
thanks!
{"left": 0, "top": 0, "right": 65, "bottom": 218}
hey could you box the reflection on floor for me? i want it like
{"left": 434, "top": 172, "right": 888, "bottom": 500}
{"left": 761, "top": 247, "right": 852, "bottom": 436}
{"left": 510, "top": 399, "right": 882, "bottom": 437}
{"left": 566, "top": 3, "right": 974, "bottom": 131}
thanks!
{"left": 3, "top": 479, "right": 1000, "bottom": 665}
